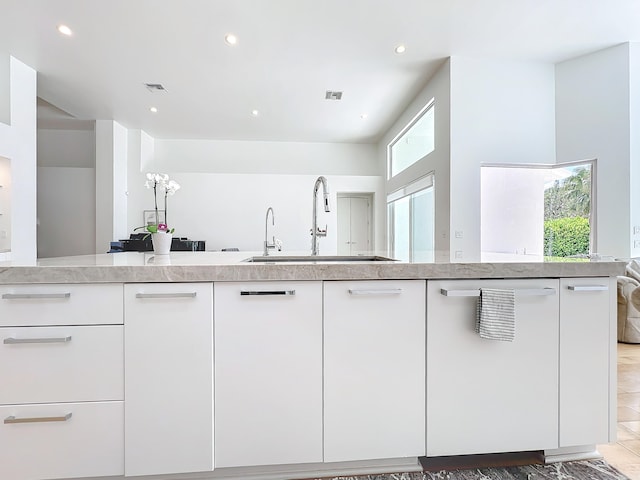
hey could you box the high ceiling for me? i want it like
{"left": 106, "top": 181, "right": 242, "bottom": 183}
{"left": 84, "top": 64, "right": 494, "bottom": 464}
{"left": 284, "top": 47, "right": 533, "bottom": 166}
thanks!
{"left": 1, "top": 0, "right": 640, "bottom": 143}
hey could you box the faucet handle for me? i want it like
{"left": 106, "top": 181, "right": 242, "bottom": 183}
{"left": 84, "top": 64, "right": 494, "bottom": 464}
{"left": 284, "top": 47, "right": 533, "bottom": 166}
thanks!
{"left": 317, "top": 225, "right": 328, "bottom": 237}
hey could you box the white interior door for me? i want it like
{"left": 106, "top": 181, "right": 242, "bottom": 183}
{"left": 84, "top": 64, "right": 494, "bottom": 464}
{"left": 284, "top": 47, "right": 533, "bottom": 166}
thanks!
{"left": 337, "top": 197, "right": 351, "bottom": 256}
{"left": 337, "top": 194, "right": 372, "bottom": 255}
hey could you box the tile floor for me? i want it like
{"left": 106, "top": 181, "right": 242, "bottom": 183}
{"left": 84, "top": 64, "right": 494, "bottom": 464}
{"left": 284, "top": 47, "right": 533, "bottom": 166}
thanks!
{"left": 599, "top": 342, "right": 640, "bottom": 479}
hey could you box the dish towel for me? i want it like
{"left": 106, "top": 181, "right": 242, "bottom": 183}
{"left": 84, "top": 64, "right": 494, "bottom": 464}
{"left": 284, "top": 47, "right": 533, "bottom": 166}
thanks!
{"left": 476, "top": 288, "right": 516, "bottom": 341}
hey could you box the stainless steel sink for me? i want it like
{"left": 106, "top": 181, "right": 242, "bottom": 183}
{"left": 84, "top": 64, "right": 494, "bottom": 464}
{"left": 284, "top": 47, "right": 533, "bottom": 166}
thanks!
{"left": 242, "top": 255, "right": 397, "bottom": 263}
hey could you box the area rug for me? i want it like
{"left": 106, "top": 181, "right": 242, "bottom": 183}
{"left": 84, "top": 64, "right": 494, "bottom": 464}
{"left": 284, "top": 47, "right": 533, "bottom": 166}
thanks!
{"left": 314, "top": 459, "right": 629, "bottom": 479}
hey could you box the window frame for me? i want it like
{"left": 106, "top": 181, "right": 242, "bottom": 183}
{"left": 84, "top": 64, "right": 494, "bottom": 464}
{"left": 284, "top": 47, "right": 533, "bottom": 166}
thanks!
{"left": 480, "top": 158, "right": 597, "bottom": 257}
{"left": 387, "top": 173, "right": 435, "bottom": 262}
{"left": 386, "top": 98, "right": 435, "bottom": 180}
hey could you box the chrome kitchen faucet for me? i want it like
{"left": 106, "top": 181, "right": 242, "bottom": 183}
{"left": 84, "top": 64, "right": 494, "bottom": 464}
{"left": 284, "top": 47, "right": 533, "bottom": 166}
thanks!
{"left": 263, "top": 207, "right": 276, "bottom": 256}
{"left": 311, "top": 176, "right": 330, "bottom": 255}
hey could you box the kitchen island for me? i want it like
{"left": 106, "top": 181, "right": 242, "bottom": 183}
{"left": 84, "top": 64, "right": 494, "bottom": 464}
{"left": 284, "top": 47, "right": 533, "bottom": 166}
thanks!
{"left": 0, "top": 252, "right": 625, "bottom": 480}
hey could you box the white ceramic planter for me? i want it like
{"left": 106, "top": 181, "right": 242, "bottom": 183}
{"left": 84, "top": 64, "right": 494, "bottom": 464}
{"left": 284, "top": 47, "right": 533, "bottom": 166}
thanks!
{"left": 151, "top": 232, "right": 172, "bottom": 255}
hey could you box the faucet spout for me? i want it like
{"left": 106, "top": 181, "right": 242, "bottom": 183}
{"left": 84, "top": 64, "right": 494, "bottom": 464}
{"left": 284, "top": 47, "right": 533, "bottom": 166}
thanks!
{"left": 263, "top": 207, "right": 275, "bottom": 256}
{"left": 311, "top": 176, "right": 330, "bottom": 256}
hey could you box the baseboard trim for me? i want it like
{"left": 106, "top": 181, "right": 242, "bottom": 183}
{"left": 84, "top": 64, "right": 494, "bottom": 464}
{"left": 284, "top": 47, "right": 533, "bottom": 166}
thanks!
{"left": 543, "top": 445, "right": 601, "bottom": 463}
{"left": 71, "top": 457, "right": 423, "bottom": 480}
{"left": 211, "top": 457, "right": 423, "bottom": 480}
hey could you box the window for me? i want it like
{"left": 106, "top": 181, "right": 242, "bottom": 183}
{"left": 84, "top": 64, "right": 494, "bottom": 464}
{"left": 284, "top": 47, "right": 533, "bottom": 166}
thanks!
{"left": 388, "top": 99, "right": 435, "bottom": 179}
{"left": 387, "top": 174, "right": 435, "bottom": 262}
{"left": 480, "top": 160, "right": 596, "bottom": 261}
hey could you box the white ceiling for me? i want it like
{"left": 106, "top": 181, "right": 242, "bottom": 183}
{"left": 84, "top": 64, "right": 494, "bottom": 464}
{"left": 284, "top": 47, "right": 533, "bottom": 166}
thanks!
{"left": 2, "top": 0, "right": 640, "bottom": 143}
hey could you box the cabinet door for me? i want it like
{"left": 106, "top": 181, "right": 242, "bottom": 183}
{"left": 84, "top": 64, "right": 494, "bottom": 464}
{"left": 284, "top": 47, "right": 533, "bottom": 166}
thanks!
{"left": 427, "top": 279, "right": 559, "bottom": 456}
{"left": 124, "top": 283, "right": 213, "bottom": 477}
{"left": 559, "top": 277, "right": 615, "bottom": 446}
{"left": 214, "top": 281, "right": 322, "bottom": 468}
{"left": 324, "top": 280, "right": 426, "bottom": 462}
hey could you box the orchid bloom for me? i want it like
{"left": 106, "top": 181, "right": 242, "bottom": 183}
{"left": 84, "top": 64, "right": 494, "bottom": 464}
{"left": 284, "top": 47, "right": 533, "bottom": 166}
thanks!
{"left": 165, "top": 180, "right": 181, "bottom": 195}
{"left": 142, "top": 172, "right": 180, "bottom": 233}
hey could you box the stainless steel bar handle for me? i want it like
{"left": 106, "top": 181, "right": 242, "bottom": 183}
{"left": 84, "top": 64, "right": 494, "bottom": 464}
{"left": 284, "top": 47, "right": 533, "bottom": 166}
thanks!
{"left": 2, "top": 293, "right": 71, "bottom": 300}
{"left": 240, "top": 290, "right": 296, "bottom": 296}
{"left": 4, "top": 336, "right": 72, "bottom": 345}
{"left": 567, "top": 285, "right": 608, "bottom": 292}
{"left": 348, "top": 289, "right": 402, "bottom": 296}
{"left": 4, "top": 413, "right": 72, "bottom": 424}
{"left": 135, "top": 292, "right": 197, "bottom": 299}
{"left": 440, "top": 287, "right": 556, "bottom": 297}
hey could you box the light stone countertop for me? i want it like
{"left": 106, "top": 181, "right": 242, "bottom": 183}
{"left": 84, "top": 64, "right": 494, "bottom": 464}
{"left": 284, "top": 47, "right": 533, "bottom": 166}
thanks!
{"left": 0, "top": 251, "right": 626, "bottom": 284}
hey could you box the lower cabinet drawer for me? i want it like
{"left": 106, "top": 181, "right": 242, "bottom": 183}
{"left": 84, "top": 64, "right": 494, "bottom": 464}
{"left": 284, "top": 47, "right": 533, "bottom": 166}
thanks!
{"left": 0, "top": 401, "right": 124, "bottom": 480}
{"left": 0, "top": 325, "right": 124, "bottom": 404}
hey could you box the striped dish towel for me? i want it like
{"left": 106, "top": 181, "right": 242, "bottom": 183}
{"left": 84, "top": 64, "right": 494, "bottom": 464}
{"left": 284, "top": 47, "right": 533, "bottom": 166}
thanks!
{"left": 475, "top": 288, "right": 515, "bottom": 341}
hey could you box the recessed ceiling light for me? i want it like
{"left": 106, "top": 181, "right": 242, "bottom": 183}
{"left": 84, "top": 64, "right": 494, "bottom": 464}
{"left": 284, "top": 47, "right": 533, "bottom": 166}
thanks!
{"left": 360, "top": 113, "right": 368, "bottom": 119}
{"left": 251, "top": 109, "right": 259, "bottom": 117}
{"left": 394, "top": 44, "right": 406, "bottom": 54}
{"left": 57, "top": 24, "right": 73, "bottom": 36}
{"left": 150, "top": 107, "right": 158, "bottom": 113}
{"left": 224, "top": 34, "right": 238, "bottom": 46}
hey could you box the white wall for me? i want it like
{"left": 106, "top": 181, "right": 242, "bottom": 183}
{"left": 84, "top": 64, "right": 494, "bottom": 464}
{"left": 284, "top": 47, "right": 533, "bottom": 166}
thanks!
{"left": 450, "top": 56, "right": 556, "bottom": 262}
{"left": 0, "top": 55, "right": 10, "bottom": 127}
{"left": 127, "top": 170, "right": 382, "bottom": 253}
{"left": 379, "top": 57, "right": 556, "bottom": 263}
{"left": 151, "top": 139, "right": 378, "bottom": 176}
{"left": 37, "top": 167, "right": 96, "bottom": 258}
{"left": 112, "top": 123, "right": 128, "bottom": 242}
{"left": 36, "top": 128, "right": 96, "bottom": 256}
{"left": 481, "top": 166, "right": 546, "bottom": 257}
{"left": 126, "top": 134, "right": 384, "bottom": 254}
{"left": 126, "top": 130, "right": 153, "bottom": 242}
{"left": 630, "top": 43, "right": 640, "bottom": 258}
{"left": 556, "top": 43, "right": 631, "bottom": 258}
{"left": 379, "top": 59, "right": 451, "bottom": 262}
{"left": 0, "top": 56, "right": 37, "bottom": 264}
{"left": 95, "top": 120, "right": 128, "bottom": 253}
{"left": 0, "top": 156, "right": 10, "bottom": 252}
{"left": 37, "top": 129, "right": 95, "bottom": 167}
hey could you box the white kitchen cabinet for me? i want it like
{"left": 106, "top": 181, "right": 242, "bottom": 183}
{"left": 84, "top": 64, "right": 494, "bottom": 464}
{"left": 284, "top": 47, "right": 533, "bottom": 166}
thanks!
{"left": 426, "top": 279, "right": 560, "bottom": 456}
{"left": 124, "top": 283, "right": 213, "bottom": 477}
{"left": 323, "top": 280, "right": 426, "bottom": 462}
{"left": 214, "top": 281, "right": 323, "bottom": 468}
{"left": 559, "top": 277, "right": 615, "bottom": 447}
{"left": 0, "top": 401, "right": 124, "bottom": 480}
{"left": 0, "top": 283, "right": 124, "bottom": 480}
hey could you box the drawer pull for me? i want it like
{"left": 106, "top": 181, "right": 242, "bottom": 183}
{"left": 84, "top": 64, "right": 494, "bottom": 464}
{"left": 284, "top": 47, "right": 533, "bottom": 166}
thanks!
{"left": 4, "top": 412, "right": 72, "bottom": 424}
{"left": 440, "top": 287, "right": 556, "bottom": 297}
{"left": 2, "top": 293, "right": 71, "bottom": 300}
{"left": 240, "top": 290, "right": 296, "bottom": 296}
{"left": 348, "top": 288, "right": 402, "bottom": 296}
{"left": 4, "top": 336, "right": 72, "bottom": 345}
{"left": 567, "top": 285, "right": 608, "bottom": 292}
{"left": 135, "top": 292, "right": 197, "bottom": 299}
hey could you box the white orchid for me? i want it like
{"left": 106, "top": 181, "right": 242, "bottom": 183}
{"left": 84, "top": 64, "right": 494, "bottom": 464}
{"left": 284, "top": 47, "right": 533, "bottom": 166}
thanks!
{"left": 136, "top": 172, "right": 181, "bottom": 234}
{"left": 165, "top": 180, "right": 181, "bottom": 196}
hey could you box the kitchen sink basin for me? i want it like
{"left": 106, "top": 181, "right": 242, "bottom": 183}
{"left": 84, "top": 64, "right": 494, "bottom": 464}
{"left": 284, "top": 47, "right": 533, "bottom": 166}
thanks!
{"left": 242, "top": 255, "right": 397, "bottom": 263}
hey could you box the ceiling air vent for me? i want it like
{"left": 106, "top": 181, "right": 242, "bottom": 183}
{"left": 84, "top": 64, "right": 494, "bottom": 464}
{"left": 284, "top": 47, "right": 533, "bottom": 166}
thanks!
{"left": 144, "top": 83, "right": 167, "bottom": 93}
{"left": 325, "top": 90, "right": 343, "bottom": 100}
